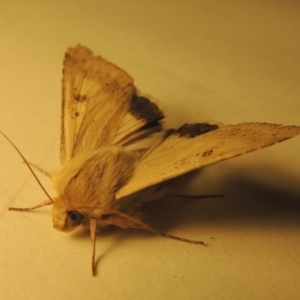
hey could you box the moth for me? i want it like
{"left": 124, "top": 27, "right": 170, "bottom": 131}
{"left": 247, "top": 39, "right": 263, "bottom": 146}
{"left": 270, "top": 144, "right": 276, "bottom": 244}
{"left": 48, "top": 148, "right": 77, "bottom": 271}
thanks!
{"left": 5, "top": 45, "right": 300, "bottom": 276}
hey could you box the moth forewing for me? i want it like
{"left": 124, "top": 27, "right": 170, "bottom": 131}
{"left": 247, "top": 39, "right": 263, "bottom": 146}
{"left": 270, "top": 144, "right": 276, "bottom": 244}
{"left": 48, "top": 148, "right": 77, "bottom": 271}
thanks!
{"left": 61, "top": 45, "right": 136, "bottom": 164}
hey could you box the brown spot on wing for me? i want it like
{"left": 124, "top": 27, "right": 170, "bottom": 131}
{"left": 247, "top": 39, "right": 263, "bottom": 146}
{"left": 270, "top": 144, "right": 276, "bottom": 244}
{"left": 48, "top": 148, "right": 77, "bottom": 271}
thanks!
{"left": 130, "top": 94, "right": 164, "bottom": 123}
{"left": 175, "top": 123, "right": 219, "bottom": 138}
{"left": 202, "top": 149, "right": 213, "bottom": 157}
{"left": 73, "top": 93, "right": 87, "bottom": 102}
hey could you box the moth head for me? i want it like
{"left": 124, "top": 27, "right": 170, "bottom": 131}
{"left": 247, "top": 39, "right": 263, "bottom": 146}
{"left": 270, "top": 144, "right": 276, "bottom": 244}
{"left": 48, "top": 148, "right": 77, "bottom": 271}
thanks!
{"left": 52, "top": 200, "right": 84, "bottom": 232}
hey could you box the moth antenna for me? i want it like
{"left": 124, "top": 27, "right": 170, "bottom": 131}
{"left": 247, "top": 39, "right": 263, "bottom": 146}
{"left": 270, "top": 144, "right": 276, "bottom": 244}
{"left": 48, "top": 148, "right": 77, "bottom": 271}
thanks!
{"left": 0, "top": 131, "right": 54, "bottom": 205}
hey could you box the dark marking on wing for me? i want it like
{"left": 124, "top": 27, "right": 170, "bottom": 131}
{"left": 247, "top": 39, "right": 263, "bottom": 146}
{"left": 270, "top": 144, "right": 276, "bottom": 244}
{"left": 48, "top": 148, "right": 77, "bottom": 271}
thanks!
{"left": 175, "top": 123, "right": 219, "bottom": 138}
{"left": 73, "top": 87, "right": 87, "bottom": 102}
{"left": 130, "top": 94, "right": 164, "bottom": 123}
{"left": 73, "top": 94, "right": 87, "bottom": 102}
{"left": 202, "top": 149, "right": 213, "bottom": 157}
{"left": 163, "top": 128, "right": 176, "bottom": 139}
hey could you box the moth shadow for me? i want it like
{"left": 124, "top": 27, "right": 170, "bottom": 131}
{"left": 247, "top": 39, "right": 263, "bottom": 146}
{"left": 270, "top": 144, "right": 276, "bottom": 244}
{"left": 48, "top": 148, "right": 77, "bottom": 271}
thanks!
{"left": 70, "top": 165, "right": 300, "bottom": 266}
{"left": 142, "top": 167, "right": 300, "bottom": 233}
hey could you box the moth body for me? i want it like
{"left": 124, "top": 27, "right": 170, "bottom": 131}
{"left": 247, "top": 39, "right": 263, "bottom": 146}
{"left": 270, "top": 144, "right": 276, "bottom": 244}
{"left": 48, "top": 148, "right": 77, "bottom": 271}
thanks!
{"left": 6, "top": 44, "right": 300, "bottom": 276}
{"left": 52, "top": 147, "right": 141, "bottom": 232}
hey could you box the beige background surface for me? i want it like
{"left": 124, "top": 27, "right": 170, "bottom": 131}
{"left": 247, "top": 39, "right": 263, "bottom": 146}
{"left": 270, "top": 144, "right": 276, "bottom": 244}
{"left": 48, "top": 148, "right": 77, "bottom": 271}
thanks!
{"left": 0, "top": 1, "right": 300, "bottom": 299}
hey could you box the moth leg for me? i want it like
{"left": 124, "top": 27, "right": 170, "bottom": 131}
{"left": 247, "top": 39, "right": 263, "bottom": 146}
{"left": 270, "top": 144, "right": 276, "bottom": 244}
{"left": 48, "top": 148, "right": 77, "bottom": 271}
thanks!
{"left": 23, "top": 161, "right": 52, "bottom": 178}
{"left": 9, "top": 199, "right": 53, "bottom": 211}
{"left": 170, "top": 194, "right": 224, "bottom": 201}
{"left": 159, "top": 232, "right": 205, "bottom": 245}
{"left": 101, "top": 209, "right": 205, "bottom": 245}
{"left": 90, "top": 217, "right": 97, "bottom": 276}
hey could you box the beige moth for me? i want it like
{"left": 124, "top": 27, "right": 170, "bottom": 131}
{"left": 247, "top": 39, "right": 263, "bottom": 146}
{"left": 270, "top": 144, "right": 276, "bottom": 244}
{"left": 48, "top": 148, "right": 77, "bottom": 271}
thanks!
{"left": 5, "top": 45, "right": 300, "bottom": 276}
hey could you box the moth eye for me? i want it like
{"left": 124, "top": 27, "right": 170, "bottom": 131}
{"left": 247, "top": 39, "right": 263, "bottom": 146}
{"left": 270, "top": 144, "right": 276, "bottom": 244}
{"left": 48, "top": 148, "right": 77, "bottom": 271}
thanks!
{"left": 67, "top": 211, "right": 83, "bottom": 227}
